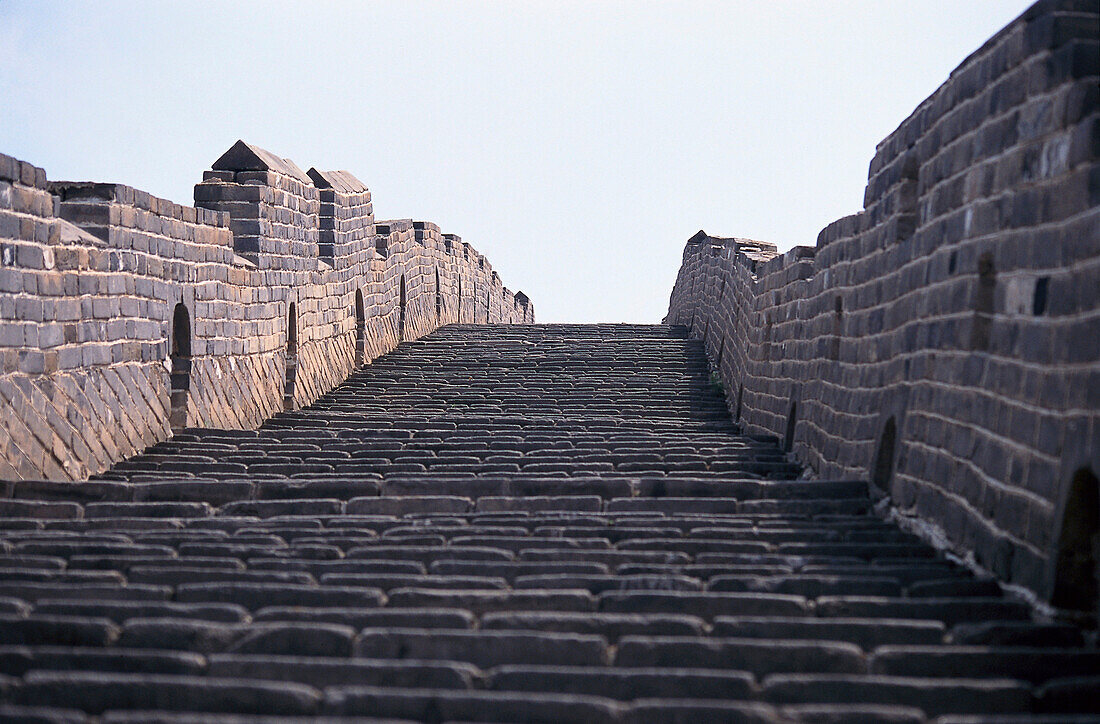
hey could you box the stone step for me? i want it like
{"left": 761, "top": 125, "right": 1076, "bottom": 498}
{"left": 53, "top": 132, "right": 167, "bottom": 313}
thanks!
{"left": 485, "top": 665, "right": 756, "bottom": 701}
{"left": 11, "top": 671, "right": 322, "bottom": 715}
{"left": 31, "top": 600, "right": 249, "bottom": 624}
{"left": 868, "top": 646, "right": 1100, "bottom": 684}
{"left": 761, "top": 674, "right": 1034, "bottom": 717}
{"left": 613, "top": 636, "right": 866, "bottom": 675}
{"left": 711, "top": 616, "right": 947, "bottom": 649}
{"left": 207, "top": 653, "right": 477, "bottom": 690}
{"left": 0, "top": 646, "right": 207, "bottom": 678}
{"left": 252, "top": 607, "right": 475, "bottom": 630}
{"left": 479, "top": 612, "right": 707, "bottom": 641}
{"left": 323, "top": 685, "right": 620, "bottom": 723}
{"left": 353, "top": 628, "right": 609, "bottom": 668}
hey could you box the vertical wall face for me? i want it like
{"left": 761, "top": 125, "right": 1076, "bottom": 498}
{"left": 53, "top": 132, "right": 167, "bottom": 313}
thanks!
{"left": 666, "top": 0, "right": 1098, "bottom": 606}
{"left": 0, "top": 141, "right": 533, "bottom": 482}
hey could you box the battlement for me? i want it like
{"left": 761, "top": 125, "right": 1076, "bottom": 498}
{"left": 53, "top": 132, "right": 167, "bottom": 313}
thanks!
{"left": 0, "top": 142, "right": 533, "bottom": 482}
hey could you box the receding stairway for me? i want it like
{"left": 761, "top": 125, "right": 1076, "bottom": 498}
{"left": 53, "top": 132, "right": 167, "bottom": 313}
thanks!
{"left": 0, "top": 324, "right": 1096, "bottom": 723}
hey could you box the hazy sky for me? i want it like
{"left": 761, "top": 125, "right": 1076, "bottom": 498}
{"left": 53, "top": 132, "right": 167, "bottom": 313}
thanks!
{"left": 2, "top": 1, "right": 1035, "bottom": 322}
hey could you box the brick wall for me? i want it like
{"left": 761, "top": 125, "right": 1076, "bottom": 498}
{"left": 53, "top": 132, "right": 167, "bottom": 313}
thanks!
{"left": 666, "top": 0, "right": 1098, "bottom": 606}
{"left": 0, "top": 141, "right": 533, "bottom": 482}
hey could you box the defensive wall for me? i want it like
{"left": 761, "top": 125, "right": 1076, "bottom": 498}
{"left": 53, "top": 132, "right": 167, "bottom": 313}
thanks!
{"left": 0, "top": 140, "right": 533, "bottom": 483}
{"left": 666, "top": 0, "right": 1099, "bottom": 612}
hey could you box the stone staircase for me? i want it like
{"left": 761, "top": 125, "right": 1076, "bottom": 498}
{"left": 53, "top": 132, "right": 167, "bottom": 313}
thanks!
{"left": 0, "top": 324, "right": 1096, "bottom": 723}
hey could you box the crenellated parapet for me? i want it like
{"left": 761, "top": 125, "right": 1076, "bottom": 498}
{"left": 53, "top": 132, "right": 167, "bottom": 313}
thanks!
{"left": 0, "top": 141, "right": 533, "bottom": 482}
{"left": 666, "top": 0, "right": 1098, "bottom": 612}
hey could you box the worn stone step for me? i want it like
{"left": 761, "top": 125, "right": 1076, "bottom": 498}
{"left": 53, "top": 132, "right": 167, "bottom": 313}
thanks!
{"left": 353, "top": 628, "right": 609, "bottom": 667}
{"left": 117, "top": 619, "right": 357, "bottom": 657}
{"left": 949, "top": 621, "right": 1086, "bottom": 647}
{"left": 780, "top": 704, "right": 927, "bottom": 723}
{"left": 816, "top": 597, "right": 1031, "bottom": 626}
{"left": 0, "top": 583, "right": 171, "bottom": 604}
{"left": 252, "top": 606, "right": 475, "bottom": 630}
{"left": 31, "top": 600, "right": 249, "bottom": 624}
{"left": 12, "top": 671, "right": 322, "bottom": 715}
{"left": 207, "top": 653, "right": 477, "bottom": 690}
{"left": 486, "top": 664, "right": 756, "bottom": 700}
{"left": 323, "top": 686, "right": 620, "bottom": 723}
{"left": 712, "top": 616, "right": 947, "bottom": 649}
{"left": 128, "top": 567, "right": 315, "bottom": 587}
{"left": 599, "top": 591, "right": 810, "bottom": 618}
{"left": 614, "top": 636, "right": 866, "bottom": 675}
{"left": 707, "top": 574, "right": 904, "bottom": 597}
{"left": 620, "top": 699, "right": 783, "bottom": 724}
{"left": 0, "top": 568, "right": 125, "bottom": 585}
{"left": 428, "top": 560, "right": 610, "bottom": 579}
{"left": 175, "top": 583, "right": 385, "bottom": 610}
{"left": 514, "top": 573, "right": 705, "bottom": 594}
{"left": 0, "top": 615, "right": 118, "bottom": 647}
{"left": 318, "top": 574, "right": 507, "bottom": 591}
{"left": 0, "top": 646, "right": 207, "bottom": 677}
{"left": 869, "top": 646, "right": 1100, "bottom": 684}
{"left": 385, "top": 588, "right": 597, "bottom": 615}
{"left": 480, "top": 612, "right": 707, "bottom": 640}
{"left": 762, "top": 674, "right": 1034, "bottom": 717}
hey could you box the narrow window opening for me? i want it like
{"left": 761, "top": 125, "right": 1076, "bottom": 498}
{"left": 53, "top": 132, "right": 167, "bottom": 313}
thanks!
{"left": 435, "top": 269, "right": 442, "bottom": 323}
{"left": 1051, "top": 467, "right": 1099, "bottom": 623}
{"left": 284, "top": 303, "right": 297, "bottom": 411}
{"left": 969, "top": 252, "right": 996, "bottom": 351}
{"left": 1033, "top": 276, "right": 1050, "bottom": 316}
{"left": 457, "top": 278, "right": 463, "bottom": 323}
{"left": 353, "top": 289, "right": 365, "bottom": 366}
{"left": 872, "top": 417, "right": 898, "bottom": 493}
{"left": 735, "top": 383, "right": 744, "bottom": 421}
{"left": 169, "top": 303, "right": 191, "bottom": 431}
{"left": 717, "top": 338, "right": 725, "bottom": 367}
{"left": 783, "top": 401, "right": 797, "bottom": 453}
{"left": 485, "top": 289, "right": 490, "bottom": 323}
{"left": 948, "top": 251, "right": 958, "bottom": 274}
{"left": 398, "top": 275, "right": 406, "bottom": 341}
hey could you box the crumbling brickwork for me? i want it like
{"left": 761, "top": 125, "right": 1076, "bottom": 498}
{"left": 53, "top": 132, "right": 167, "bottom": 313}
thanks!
{"left": 667, "top": 0, "right": 1099, "bottom": 606}
{"left": 0, "top": 141, "right": 533, "bottom": 482}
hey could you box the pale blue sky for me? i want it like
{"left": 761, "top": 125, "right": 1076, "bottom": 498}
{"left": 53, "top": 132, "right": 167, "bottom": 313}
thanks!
{"left": 1, "top": 0, "right": 1035, "bottom": 322}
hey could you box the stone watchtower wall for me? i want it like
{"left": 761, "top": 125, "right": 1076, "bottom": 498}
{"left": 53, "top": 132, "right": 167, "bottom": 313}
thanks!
{"left": 0, "top": 141, "right": 533, "bottom": 482}
{"left": 666, "top": 0, "right": 1098, "bottom": 610}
